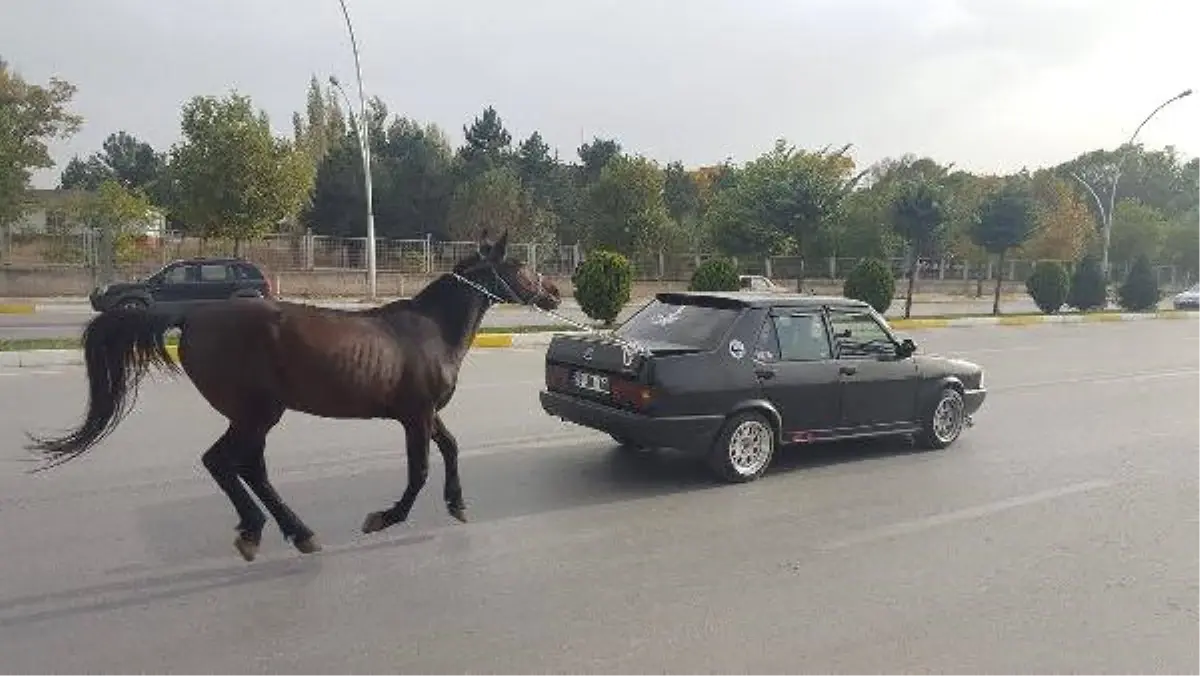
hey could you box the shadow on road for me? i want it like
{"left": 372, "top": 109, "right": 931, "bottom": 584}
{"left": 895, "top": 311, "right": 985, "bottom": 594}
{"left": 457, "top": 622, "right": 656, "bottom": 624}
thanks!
{"left": 0, "top": 435, "right": 924, "bottom": 630}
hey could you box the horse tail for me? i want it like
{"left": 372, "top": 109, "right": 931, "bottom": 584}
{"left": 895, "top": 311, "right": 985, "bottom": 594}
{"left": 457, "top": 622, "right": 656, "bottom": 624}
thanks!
{"left": 25, "top": 307, "right": 182, "bottom": 471}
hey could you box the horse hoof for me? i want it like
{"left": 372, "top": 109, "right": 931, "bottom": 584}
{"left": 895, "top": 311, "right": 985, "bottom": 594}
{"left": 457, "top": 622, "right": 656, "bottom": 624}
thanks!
{"left": 294, "top": 536, "right": 322, "bottom": 555}
{"left": 361, "top": 511, "right": 388, "bottom": 534}
{"left": 448, "top": 505, "right": 468, "bottom": 523}
{"left": 234, "top": 535, "right": 259, "bottom": 562}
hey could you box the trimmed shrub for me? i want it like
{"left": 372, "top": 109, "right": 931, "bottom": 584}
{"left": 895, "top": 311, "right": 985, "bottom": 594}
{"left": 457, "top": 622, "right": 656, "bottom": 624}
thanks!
{"left": 1117, "top": 254, "right": 1160, "bottom": 312}
{"left": 572, "top": 250, "right": 632, "bottom": 326}
{"left": 1066, "top": 253, "right": 1107, "bottom": 312}
{"left": 689, "top": 257, "right": 740, "bottom": 292}
{"left": 842, "top": 258, "right": 895, "bottom": 314}
{"left": 1025, "top": 261, "right": 1070, "bottom": 314}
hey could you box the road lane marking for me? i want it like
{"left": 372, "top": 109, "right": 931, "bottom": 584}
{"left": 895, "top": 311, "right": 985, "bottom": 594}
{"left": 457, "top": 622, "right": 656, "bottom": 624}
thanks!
{"left": 816, "top": 479, "right": 1117, "bottom": 552}
{"left": 992, "top": 368, "right": 1198, "bottom": 392}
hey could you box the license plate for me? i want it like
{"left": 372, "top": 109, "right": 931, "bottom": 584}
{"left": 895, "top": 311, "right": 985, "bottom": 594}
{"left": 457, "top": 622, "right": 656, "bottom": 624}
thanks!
{"left": 572, "top": 370, "right": 610, "bottom": 394}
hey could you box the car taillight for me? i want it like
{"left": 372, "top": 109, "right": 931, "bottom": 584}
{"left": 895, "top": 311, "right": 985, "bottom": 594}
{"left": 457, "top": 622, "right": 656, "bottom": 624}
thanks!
{"left": 546, "top": 364, "right": 569, "bottom": 389}
{"left": 611, "top": 379, "right": 654, "bottom": 410}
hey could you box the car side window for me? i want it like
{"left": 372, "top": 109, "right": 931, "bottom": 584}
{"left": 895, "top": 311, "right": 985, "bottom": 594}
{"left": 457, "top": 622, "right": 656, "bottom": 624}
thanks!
{"left": 828, "top": 311, "right": 894, "bottom": 359}
{"left": 771, "top": 313, "right": 832, "bottom": 362}
{"left": 161, "top": 264, "right": 191, "bottom": 285}
{"left": 199, "top": 264, "right": 230, "bottom": 282}
{"left": 752, "top": 316, "right": 780, "bottom": 363}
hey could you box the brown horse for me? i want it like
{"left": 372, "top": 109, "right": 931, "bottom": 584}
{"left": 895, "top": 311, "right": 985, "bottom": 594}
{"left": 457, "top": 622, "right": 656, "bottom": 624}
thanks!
{"left": 26, "top": 230, "right": 561, "bottom": 562}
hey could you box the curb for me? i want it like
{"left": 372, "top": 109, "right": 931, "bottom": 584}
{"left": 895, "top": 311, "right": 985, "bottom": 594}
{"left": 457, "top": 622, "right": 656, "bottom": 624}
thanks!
{"left": 0, "top": 331, "right": 580, "bottom": 370}
{"left": 888, "top": 310, "right": 1196, "bottom": 331}
{"left": 0, "top": 303, "right": 37, "bottom": 315}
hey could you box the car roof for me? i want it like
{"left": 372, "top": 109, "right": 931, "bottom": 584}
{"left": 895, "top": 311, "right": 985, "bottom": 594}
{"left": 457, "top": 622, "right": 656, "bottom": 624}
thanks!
{"left": 168, "top": 257, "right": 255, "bottom": 266}
{"left": 655, "top": 290, "right": 873, "bottom": 311}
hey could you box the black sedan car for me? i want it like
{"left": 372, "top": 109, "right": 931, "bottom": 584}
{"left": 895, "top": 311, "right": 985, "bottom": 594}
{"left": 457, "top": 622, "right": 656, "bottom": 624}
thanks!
{"left": 539, "top": 291, "right": 987, "bottom": 483}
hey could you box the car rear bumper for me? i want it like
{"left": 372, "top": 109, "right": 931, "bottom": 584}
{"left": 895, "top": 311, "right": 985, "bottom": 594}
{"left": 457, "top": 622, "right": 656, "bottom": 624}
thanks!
{"left": 539, "top": 390, "right": 725, "bottom": 452}
{"left": 962, "top": 387, "right": 986, "bottom": 416}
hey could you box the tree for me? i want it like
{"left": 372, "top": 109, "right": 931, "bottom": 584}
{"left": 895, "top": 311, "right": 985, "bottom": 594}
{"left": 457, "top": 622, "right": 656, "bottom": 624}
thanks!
{"left": 689, "top": 257, "right": 740, "bottom": 291}
{"left": 1020, "top": 171, "right": 1094, "bottom": 261}
{"left": 1109, "top": 199, "right": 1167, "bottom": 269}
{"left": 69, "top": 179, "right": 156, "bottom": 283}
{"left": 1067, "top": 253, "right": 1107, "bottom": 312}
{"left": 446, "top": 165, "right": 528, "bottom": 242}
{"left": 457, "top": 106, "right": 512, "bottom": 178}
{"left": 577, "top": 137, "right": 622, "bottom": 184}
{"left": 572, "top": 250, "right": 632, "bottom": 326}
{"left": 1162, "top": 209, "right": 1199, "bottom": 283}
{"left": 586, "top": 154, "right": 671, "bottom": 257}
{"left": 1117, "top": 253, "right": 1160, "bottom": 312}
{"left": 705, "top": 140, "right": 863, "bottom": 263}
{"left": 60, "top": 131, "right": 166, "bottom": 204}
{"left": 1025, "top": 261, "right": 1070, "bottom": 314}
{"left": 168, "top": 92, "right": 314, "bottom": 250}
{"left": 889, "top": 177, "right": 949, "bottom": 318}
{"left": 0, "top": 59, "right": 83, "bottom": 229}
{"left": 971, "top": 176, "right": 1038, "bottom": 315}
{"left": 842, "top": 258, "right": 895, "bottom": 314}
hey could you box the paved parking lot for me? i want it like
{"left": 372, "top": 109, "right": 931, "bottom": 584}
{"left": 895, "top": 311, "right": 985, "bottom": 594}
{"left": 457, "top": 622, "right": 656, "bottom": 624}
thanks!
{"left": 0, "top": 320, "right": 1196, "bottom": 673}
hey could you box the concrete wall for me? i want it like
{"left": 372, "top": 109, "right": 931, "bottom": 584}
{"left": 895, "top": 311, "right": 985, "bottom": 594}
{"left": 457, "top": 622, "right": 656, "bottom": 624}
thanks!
{"left": 0, "top": 264, "right": 1030, "bottom": 300}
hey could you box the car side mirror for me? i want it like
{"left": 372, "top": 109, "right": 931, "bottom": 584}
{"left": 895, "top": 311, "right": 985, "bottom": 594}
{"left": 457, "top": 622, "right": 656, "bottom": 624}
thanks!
{"left": 896, "top": 338, "right": 917, "bottom": 358}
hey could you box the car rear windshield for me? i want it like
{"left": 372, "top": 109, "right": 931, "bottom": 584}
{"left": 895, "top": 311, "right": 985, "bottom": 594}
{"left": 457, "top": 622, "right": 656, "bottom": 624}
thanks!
{"left": 615, "top": 298, "right": 742, "bottom": 350}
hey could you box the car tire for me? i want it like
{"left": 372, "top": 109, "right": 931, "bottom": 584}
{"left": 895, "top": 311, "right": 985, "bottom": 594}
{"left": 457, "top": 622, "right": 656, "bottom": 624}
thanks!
{"left": 706, "top": 410, "right": 776, "bottom": 483}
{"left": 916, "top": 386, "right": 966, "bottom": 450}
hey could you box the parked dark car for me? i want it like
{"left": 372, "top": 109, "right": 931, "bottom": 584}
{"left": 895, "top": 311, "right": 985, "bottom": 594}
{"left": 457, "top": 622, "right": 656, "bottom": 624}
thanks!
{"left": 539, "top": 291, "right": 987, "bottom": 483}
{"left": 89, "top": 257, "right": 273, "bottom": 313}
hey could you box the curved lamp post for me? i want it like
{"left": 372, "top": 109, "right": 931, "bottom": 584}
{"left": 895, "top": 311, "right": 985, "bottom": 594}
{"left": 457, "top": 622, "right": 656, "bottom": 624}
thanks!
{"left": 1072, "top": 88, "right": 1192, "bottom": 281}
{"left": 334, "top": 0, "right": 377, "bottom": 299}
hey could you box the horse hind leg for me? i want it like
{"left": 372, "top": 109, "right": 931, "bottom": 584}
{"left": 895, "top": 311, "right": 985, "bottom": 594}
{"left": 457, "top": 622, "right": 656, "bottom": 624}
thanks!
{"left": 202, "top": 428, "right": 267, "bottom": 562}
{"left": 362, "top": 413, "right": 432, "bottom": 534}
{"left": 432, "top": 414, "right": 467, "bottom": 523}
{"left": 235, "top": 428, "right": 322, "bottom": 556}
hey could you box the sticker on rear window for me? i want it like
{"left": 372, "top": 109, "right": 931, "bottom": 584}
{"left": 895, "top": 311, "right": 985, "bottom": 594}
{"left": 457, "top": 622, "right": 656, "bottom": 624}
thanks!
{"left": 650, "top": 306, "right": 686, "bottom": 326}
{"left": 728, "top": 339, "right": 746, "bottom": 359}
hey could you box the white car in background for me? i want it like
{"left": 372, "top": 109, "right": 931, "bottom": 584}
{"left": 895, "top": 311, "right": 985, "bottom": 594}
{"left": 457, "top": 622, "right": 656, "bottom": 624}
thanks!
{"left": 738, "top": 275, "right": 786, "bottom": 292}
{"left": 1172, "top": 282, "right": 1199, "bottom": 310}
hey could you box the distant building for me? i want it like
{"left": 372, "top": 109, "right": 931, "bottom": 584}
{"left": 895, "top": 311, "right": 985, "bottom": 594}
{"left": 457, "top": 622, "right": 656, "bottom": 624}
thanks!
{"left": 10, "top": 188, "right": 166, "bottom": 239}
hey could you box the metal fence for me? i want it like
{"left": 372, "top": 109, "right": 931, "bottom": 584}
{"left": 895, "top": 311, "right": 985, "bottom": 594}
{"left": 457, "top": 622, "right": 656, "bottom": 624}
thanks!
{"left": 1, "top": 230, "right": 1188, "bottom": 288}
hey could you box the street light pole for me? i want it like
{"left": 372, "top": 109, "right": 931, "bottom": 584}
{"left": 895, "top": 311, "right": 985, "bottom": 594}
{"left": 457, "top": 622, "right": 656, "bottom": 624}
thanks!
{"left": 336, "top": 0, "right": 376, "bottom": 299}
{"left": 1082, "top": 89, "right": 1192, "bottom": 281}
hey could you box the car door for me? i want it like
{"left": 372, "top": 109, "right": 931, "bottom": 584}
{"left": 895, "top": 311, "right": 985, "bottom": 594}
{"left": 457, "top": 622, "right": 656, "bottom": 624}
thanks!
{"left": 751, "top": 309, "right": 842, "bottom": 442}
{"left": 195, "top": 262, "right": 238, "bottom": 302}
{"left": 826, "top": 308, "right": 920, "bottom": 431}
{"left": 148, "top": 263, "right": 197, "bottom": 311}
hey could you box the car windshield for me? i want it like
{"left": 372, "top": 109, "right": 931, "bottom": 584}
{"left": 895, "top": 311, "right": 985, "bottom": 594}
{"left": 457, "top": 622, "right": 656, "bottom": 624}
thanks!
{"left": 615, "top": 298, "right": 742, "bottom": 350}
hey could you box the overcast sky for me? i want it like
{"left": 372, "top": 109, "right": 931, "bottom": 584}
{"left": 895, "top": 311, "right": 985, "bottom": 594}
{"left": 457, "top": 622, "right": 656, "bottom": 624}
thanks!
{"left": 4, "top": 0, "right": 1197, "bottom": 189}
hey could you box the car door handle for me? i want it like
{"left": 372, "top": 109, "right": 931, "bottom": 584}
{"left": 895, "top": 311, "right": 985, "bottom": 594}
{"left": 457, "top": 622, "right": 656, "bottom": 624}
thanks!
{"left": 754, "top": 368, "right": 776, "bottom": 380}
{"left": 839, "top": 365, "right": 858, "bottom": 376}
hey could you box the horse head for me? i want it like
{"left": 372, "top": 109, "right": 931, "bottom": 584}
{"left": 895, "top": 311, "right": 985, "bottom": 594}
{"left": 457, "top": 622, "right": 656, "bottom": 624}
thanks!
{"left": 452, "top": 229, "right": 562, "bottom": 311}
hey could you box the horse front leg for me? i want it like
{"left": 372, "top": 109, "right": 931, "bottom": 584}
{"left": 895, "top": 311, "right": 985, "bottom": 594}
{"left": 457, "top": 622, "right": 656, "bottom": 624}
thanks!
{"left": 432, "top": 413, "right": 467, "bottom": 522}
{"left": 362, "top": 413, "right": 432, "bottom": 534}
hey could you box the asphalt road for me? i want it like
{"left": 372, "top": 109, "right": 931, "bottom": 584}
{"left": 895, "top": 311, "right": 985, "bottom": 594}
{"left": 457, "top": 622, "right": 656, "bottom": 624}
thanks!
{"left": 0, "top": 295, "right": 1166, "bottom": 341}
{"left": 0, "top": 321, "right": 1196, "bottom": 673}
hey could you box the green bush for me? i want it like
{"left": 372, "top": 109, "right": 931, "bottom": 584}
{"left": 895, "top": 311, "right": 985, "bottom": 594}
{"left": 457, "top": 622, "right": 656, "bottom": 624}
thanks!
{"left": 1117, "top": 254, "right": 1160, "bottom": 312}
{"left": 1025, "top": 261, "right": 1070, "bottom": 314}
{"left": 1066, "top": 253, "right": 1107, "bottom": 312}
{"left": 842, "top": 258, "right": 895, "bottom": 314}
{"left": 688, "top": 257, "right": 740, "bottom": 292}
{"left": 572, "top": 250, "right": 632, "bottom": 326}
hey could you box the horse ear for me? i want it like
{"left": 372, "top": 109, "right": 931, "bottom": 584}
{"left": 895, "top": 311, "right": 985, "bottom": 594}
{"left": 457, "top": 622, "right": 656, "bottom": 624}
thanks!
{"left": 489, "top": 229, "right": 509, "bottom": 261}
{"left": 476, "top": 227, "right": 491, "bottom": 257}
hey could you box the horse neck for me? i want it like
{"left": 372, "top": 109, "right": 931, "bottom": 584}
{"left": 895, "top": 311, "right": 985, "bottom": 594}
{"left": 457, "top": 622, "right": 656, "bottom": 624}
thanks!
{"left": 405, "top": 275, "right": 492, "bottom": 357}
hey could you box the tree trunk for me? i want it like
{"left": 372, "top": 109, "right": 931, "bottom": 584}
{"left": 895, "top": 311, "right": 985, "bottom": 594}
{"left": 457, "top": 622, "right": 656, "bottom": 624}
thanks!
{"left": 904, "top": 250, "right": 918, "bottom": 319}
{"left": 992, "top": 250, "right": 1006, "bottom": 316}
